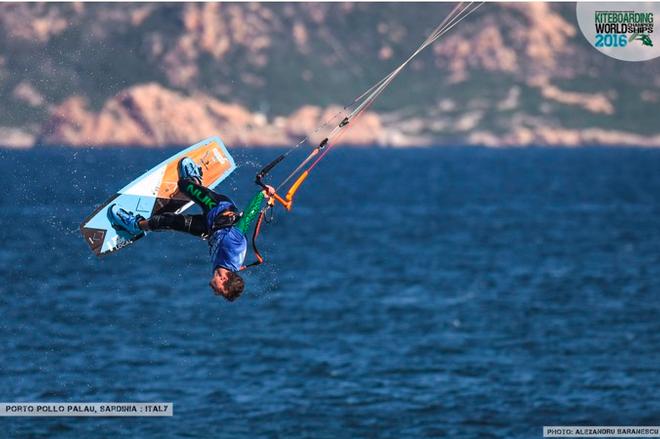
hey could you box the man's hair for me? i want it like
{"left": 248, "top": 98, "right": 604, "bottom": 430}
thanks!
{"left": 224, "top": 272, "right": 245, "bottom": 301}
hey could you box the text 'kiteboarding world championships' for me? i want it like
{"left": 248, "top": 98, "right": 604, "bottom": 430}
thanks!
{"left": 0, "top": 402, "right": 172, "bottom": 417}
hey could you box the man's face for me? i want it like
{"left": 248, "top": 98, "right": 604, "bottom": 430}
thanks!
{"left": 210, "top": 268, "right": 230, "bottom": 299}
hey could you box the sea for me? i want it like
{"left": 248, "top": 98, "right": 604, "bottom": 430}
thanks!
{"left": 1, "top": 146, "right": 660, "bottom": 438}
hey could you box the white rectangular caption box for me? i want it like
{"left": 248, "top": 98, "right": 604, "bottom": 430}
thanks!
{"left": 0, "top": 402, "right": 173, "bottom": 417}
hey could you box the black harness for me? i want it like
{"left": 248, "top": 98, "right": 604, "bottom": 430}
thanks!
{"left": 209, "top": 207, "right": 241, "bottom": 234}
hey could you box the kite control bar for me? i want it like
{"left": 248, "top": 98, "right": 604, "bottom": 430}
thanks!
{"left": 255, "top": 154, "right": 291, "bottom": 209}
{"left": 255, "top": 138, "right": 326, "bottom": 212}
{"left": 255, "top": 154, "right": 285, "bottom": 188}
{"left": 255, "top": 160, "right": 294, "bottom": 211}
{"left": 255, "top": 171, "right": 306, "bottom": 212}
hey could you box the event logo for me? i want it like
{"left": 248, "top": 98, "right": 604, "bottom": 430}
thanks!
{"left": 576, "top": 2, "right": 660, "bottom": 61}
{"left": 595, "top": 10, "right": 653, "bottom": 47}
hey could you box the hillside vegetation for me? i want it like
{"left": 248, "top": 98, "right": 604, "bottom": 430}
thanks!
{"left": 0, "top": 3, "right": 658, "bottom": 148}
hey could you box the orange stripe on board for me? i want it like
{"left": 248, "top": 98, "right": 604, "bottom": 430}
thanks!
{"left": 157, "top": 140, "right": 234, "bottom": 200}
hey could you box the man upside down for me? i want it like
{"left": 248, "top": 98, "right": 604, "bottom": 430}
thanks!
{"left": 107, "top": 157, "right": 274, "bottom": 302}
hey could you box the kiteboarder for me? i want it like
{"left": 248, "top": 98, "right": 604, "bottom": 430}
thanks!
{"left": 107, "top": 157, "right": 275, "bottom": 302}
{"left": 84, "top": 1, "right": 483, "bottom": 301}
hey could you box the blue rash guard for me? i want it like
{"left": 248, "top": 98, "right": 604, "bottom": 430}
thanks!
{"left": 206, "top": 201, "right": 247, "bottom": 272}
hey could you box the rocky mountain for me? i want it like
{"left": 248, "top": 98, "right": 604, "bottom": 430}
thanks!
{"left": 0, "top": 2, "right": 658, "bottom": 148}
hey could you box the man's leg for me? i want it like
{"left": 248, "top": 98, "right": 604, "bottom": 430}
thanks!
{"left": 141, "top": 213, "right": 208, "bottom": 238}
{"left": 178, "top": 177, "right": 230, "bottom": 214}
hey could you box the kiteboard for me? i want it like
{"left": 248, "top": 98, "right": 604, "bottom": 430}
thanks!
{"left": 80, "top": 136, "right": 236, "bottom": 256}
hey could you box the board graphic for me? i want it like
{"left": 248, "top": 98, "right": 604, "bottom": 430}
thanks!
{"left": 80, "top": 136, "right": 236, "bottom": 256}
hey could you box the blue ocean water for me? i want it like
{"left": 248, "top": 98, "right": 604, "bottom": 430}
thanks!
{"left": 1, "top": 146, "right": 660, "bottom": 438}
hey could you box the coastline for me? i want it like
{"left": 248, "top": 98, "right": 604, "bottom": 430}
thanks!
{"left": 3, "top": 83, "right": 657, "bottom": 150}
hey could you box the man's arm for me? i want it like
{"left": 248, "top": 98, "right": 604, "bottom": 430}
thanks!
{"left": 235, "top": 191, "right": 266, "bottom": 235}
{"left": 235, "top": 186, "right": 276, "bottom": 270}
